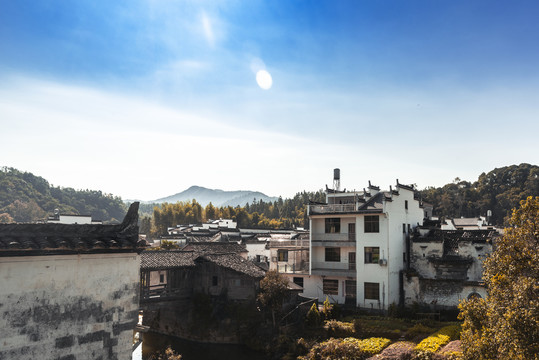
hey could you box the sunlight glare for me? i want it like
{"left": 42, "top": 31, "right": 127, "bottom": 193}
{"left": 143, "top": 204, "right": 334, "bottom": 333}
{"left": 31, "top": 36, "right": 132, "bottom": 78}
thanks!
{"left": 256, "top": 70, "right": 273, "bottom": 90}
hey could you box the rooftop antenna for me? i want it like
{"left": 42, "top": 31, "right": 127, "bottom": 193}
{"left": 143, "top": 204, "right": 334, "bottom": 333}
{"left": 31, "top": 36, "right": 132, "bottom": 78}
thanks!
{"left": 333, "top": 168, "right": 340, "bottom": 192}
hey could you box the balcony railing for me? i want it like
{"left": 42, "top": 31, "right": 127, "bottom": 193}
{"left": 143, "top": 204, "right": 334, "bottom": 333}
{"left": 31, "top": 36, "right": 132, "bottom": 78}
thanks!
{"left": 311, "top": 261, "right": 356, "bottom": 277}
{"left": 276, "top": 263, "right": 309, "bottom": 274}
{"left": 309, "top": 204, "right": 356, "bottom": 214}
{"left": 269, "top": 239, "right": 310, "bottom": 248}
{"left": 311, "top": 233, "right": 355, "bottom": 242}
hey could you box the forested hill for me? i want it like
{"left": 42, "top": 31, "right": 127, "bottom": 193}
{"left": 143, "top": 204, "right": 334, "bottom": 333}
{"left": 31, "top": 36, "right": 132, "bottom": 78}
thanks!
{"left": 0, "top": 167, "right": 127, "bottom": 223}
{"left": 2, "top": 164, "right": 537, "bottom": 227}
{"left": 420, "top": 163, "right": 539, "bottom": 225}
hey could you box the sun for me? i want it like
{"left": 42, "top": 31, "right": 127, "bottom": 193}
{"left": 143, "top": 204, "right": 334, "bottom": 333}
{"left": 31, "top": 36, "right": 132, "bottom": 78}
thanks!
{"left": 256, "top": 70, "right": 273, "bottom": 90}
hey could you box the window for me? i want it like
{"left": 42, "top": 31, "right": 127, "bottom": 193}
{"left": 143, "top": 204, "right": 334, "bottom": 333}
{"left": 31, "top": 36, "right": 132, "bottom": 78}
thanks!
{"left": 348, "top": 252, "right": 356, "bottom": 270}
{"left": 212, "top": 276, "right": 218, "bottom": 286}
{"left": 405, "top": 200, "right": 408, "bottom": 210}
{"left": 345, "top": 280, "right": 357, "bottom": 298}
{"left": 364, "top": 216, "right": 379, "bottom": 233}
{"left": 403, "top": 252, "right": 407, "bottom": 262}
{"left": 323, "top": 279, "right": 339, "bottom": 295}
{"left": 348, "top": 223, "right": 356, "bottom": 241}
{"left": 159, "top": 273, "right": 165, "bottom": 283}
{"left": 403, "top": 223, "right": 406, "bottom": 234}
{"left": 293, "top": 277, "right": 304, "bottom": 288}
{"left": 364, "top": 282, "right": 380, "bottom": 300}
{"left": 325, "top": 218, "right": 341, "bottom": 233}
{"left": 364, "top": 247, "right": 380, "bottom": 263}
{"left": 277, "top": 249, "right": 288, "bottom": 262}
{"left": 325, "top": 247, "right": 341, "bottom": 262}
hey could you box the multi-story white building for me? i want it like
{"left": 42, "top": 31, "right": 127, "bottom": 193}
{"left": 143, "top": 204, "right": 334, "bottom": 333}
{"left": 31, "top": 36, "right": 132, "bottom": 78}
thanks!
{"left": 297, "top": 173, "right": 428, "bottom": 311}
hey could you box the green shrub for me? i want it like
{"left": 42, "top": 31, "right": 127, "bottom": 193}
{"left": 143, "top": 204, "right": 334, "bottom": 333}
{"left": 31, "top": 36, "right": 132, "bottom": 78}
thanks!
{"left": 321, "top": 297, "right": 334, "bottom": 320}
{"left": 353, "top": 318, "right": 363, "bottom": 337}
{"left": 325, "top": 320, "right": 355, "bottom": 338}
{"left": 413, "top": 325, "right": 462, "bottom": 360}
{"left": 300, "top": 337, "right": 391, "bottom": 360}
{"left": 406, "top": 323, "right": 436, "bottom": 340}
{"left": 305, "top": 302, "right": 322, "bottom": 328}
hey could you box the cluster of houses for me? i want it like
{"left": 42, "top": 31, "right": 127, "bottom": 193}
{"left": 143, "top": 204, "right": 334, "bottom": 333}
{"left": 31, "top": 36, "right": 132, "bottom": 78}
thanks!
{"left": 0, "top": 170, "right": 499, "bottom": 359}
{"left": 143, "top": 173, "right": 496, "bottom": 314}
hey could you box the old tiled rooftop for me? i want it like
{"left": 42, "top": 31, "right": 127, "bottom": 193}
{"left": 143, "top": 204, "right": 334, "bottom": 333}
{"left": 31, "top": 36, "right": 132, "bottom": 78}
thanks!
{"left": 0, "top": 203, "right": 143, "bottom": 256}
{"left": 198, "top": 253, "right": 266, "bottom": 278}
{"left": 182, "top": 241, "right": 248, "bottom": 254}
{"left": 140, "top": 250, "right": 196, "bottom": 270}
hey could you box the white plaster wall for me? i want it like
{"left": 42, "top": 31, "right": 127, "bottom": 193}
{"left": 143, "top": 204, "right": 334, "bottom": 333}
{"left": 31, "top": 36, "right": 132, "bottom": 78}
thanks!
{"left": 309, "top": 188, "right": 425, "bottom": 310}
{"left": 297, "top": 275, "right": 350, "bottom": 304}
{"left": 403, "top": 275, "right": 488, "bottom": 308}
{"left": 0, "top": 253, "right": 140, "bottom": 360}
{"left": 246, "top": 243, "right": 270, "bottom": 262}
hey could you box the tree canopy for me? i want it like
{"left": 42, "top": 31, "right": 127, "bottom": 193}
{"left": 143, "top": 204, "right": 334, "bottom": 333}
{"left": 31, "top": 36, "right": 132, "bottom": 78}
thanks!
{"left": 257, "top": 270, "right": 290, "bottom": 327}
{"left": 420, "top": 163, "right": 539, "bottom": 225}
{"left": 0, "top": 167, "right": 127, "bottom": 223}
{"left": 458, "top": 196, "right": 539, "bottom": 359}
{"left": 144, "top": 190, "right": 326, "bottom": 237}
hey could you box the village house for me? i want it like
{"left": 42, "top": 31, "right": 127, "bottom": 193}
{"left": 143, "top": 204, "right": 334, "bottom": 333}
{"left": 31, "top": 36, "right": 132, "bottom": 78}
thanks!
{"left": 0, "top": 203, "right": 144, "bottom": 360}
{"left": 46, "top": 210, "right": 103, "bottom": 225}
{"left": 403, "top": 226, "right": 496, "bottom": 309}
{"left": 139, "top": 242, "right": 266, "bottom": 342}
{"left": 441, "top": 216, "right": 494, "bottom": 230}
{"left": 295, "top": 170, "right": 429, "bottom": 311}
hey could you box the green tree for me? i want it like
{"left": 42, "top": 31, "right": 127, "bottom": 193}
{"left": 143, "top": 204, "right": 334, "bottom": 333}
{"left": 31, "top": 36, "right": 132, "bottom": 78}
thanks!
{"left": 0, "top": 212, "right": 14, "bottom": 223}
{"left": 459, "top": 196, "right": 539, "bottom": 360}
{"left": 257, "top": 270, "right": 289, "bottom": 327}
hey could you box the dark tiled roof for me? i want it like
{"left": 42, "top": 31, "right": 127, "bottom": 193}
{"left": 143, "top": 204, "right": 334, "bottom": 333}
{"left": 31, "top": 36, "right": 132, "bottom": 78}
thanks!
{"left": 357, "top": 192, "right": 384, "bottom": 211}
{"left": 182, "top": 242, "right": 247, "bottom": 254}
{"left": 198, "top": 253, "right": 266, "bottom": 278}
{"left": 0, "top": 203, "right": 143, "bottom": 256}
{"left": 140, "top": 250, "right": 196, "bottom": 270}
{"left": 414, "top": 229, "right": 496, "bottom": 243}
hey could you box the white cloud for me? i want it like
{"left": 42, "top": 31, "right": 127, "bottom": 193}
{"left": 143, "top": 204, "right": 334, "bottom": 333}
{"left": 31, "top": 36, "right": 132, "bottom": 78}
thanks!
{"left": 201, "top": 11, "right": 215, "bottom": 47}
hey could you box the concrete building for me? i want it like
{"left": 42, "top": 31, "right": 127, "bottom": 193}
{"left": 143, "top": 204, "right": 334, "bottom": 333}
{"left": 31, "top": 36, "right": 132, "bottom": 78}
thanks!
{"left": 0, "top": 203, "right": 145, "bottom": 360}
{"left": 298, "top": 172, "right": 428, "bottom": 311}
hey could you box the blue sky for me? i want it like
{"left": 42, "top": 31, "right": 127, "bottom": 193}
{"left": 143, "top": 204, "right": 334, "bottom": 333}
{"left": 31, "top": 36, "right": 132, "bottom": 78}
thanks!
{"left": 1, "top": 0, "right": 538, "bottom": 200}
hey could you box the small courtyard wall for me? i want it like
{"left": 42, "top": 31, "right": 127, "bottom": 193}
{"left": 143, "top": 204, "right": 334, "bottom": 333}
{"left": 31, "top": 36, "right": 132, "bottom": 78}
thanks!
{"left": 0, "top": 253, "right": 140, "bottom": 360}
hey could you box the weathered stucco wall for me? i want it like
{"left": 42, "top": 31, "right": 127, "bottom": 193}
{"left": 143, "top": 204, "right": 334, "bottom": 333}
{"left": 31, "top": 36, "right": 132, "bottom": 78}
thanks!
{"left": 0, "top": 253, "right": 140, "bottom": 360}
{"left": 403, "top": 274, "right": 487, "bottom": 308}
{"left": 405, "top": 237, "right": 492, "bottom": 308}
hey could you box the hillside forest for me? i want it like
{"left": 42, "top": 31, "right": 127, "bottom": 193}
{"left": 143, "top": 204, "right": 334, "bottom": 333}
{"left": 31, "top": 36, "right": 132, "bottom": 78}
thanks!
{"left": 1, "top": 164, "right": 538, "bottom": 238}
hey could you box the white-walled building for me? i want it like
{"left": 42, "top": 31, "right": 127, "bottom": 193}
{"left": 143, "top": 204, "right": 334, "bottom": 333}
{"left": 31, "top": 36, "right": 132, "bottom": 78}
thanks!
{"left": 295, "top": 176, "right": 427, "bottom": 310}
{"left": 403, "top": 228, "right": 495, "bottom": 308}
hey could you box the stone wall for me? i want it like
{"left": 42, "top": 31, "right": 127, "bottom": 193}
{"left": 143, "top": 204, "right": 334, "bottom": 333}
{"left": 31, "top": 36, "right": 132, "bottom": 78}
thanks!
{"left": 0, "top": 253, "right": 140, "bottom": 360}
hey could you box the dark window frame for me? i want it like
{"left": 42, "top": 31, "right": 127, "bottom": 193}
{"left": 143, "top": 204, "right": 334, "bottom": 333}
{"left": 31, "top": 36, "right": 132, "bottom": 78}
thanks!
{"left": 325, "top": 218, "right": 341, "bottom": 233}
{"left": 325, "top": 247, "right": 341, "bottom": 262}
{"left": 364, "top": 247, "right": 380, "bottom": 263}
{"left": 364, "top": 215, "right": 380, "bottom": 233}
{"left": 277, "top": 249, "right": 289, "bottom": 262}
{"left": 364, "top": 282, "right": 380, "bottom": 300}
{"left": 323, "top": 279, "right": 339, "bottom": 295}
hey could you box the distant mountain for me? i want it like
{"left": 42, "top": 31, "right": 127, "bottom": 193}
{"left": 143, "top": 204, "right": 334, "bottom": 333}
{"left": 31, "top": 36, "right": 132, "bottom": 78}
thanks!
{"left": 152, "top": 185, "right": 278, "bottom": 207}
